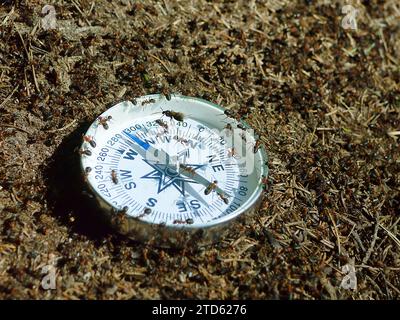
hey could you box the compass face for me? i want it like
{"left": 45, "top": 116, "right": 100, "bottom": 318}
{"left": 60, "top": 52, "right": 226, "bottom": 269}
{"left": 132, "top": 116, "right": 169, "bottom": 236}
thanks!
{"left": 80, "top": 95, "right": 268, "bottom": 231}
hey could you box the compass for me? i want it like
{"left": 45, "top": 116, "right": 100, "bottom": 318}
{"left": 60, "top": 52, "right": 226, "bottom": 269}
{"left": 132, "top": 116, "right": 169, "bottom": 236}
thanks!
{"left": 80, "top": 94, "right": 268, "bottom": 247}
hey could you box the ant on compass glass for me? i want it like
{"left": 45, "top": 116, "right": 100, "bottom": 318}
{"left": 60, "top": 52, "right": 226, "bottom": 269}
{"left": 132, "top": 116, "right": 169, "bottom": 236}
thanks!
{"left": 222, "top": 122, "right": 234, "bottom": 137}
{"left": 224, "top": 123, "right": 233, "bottom": 131}
{"left": 155, "top": 119, "right": 169, "bottom": 137}
{"left": 180, "top": 164, "right": 196, "bottom": 177}
{"left": 204, "top": 180, "right": 218, "bottom": 195}
{"left": 162, "top": 109, "right": 184, "bottom": 122}
{"left": 83, "top": 167, "right": 92, "bottom": 181}
{"left": 79, "top": 149, "right": 92, "bottom": 156}
{"left": 119, "top": 206, "right": 129, "bottom": 215}
{"left": 227, "top": 147, "right": 239, "bottom": 159}
{"left": 253, "top": 139, "right": 262, "bottom": 153}
{"left": 83, "top": 135, "right": 96, "bottom": 148}
{"left": 173, "top": 218, "right": 194, "bottom": 225}
{"left": 154, "top": 107, "right": 185, "bottom": 122}
{"left": 239, "top": 131, "right": 247, "bottom": 143}
{"left": 97, "top": 115, "right": 112, "bottom": 130}
{"left": 111, "top": 170, "right": 118, "bottom": 184}
{"left": 173, "top": 135, "right": 189, "bottom": 146}
{"left": 219, "top": 109, "right": 237, "bottom": 120}
{"left": 155, "top": 119, "right": 169, "bottom": 131}
{"left": 244, "top": 130, "right": 263, "bottom": 154}
{"left": 141, "top": 98, "right": 156, "bottom": 107}
{"left": 135, "top": 207, "right": 152, "bottom": 219}
{"left": 217, "top": 192, "right": 230, "bottom": 205}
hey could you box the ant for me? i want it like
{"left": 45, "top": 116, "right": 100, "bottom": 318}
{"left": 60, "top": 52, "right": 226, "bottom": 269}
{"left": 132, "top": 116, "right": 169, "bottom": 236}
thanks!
{"left": 253, "top": 140, "right": 262, "bottom": 153}
{"left": 223, "top": 123, "right": 233, "bottom": 136}
{"left": 142, "top": 98, "right": 156, "bottom": 106}
{"left": 173, "top": 218, "right": 194, "bottom": 225}
{"left": 155, "top": 119, "right": 169, "bottom": 131}
{"left": 261, "top": 175, "right": 269, "bottom": 193}
{"left": 121, "top": 206, "right": 129, "bottom": 214}
{"left": 174, "top": 135, "right": 189, "bottom": 145}
{"left": 83, "top": 167, "right": 91, "bottom": 181}
{"left": 111, "top": 170, "right": 118, "bottom": 184}
{"left": 136, "top": 207, "right": 152, "bottom": 219}
{"left": 155, "top": 119, "right": 169, "bottom": 137}
{"left": 114, "top": 206, "right": 129, "bottom": 220}
{"left": 180, "top": 164, "right": 196, "bottom": 176}
{"left": 114, "top": 206, "right": 129, "bottom": 224}
{"left": 227, "top": 147, "right": 237, "bottom": 158}
{"left": 223, "top": 109, "right": 237, "bottom": 118}
{"left": 205, "top": 180, "right": 218, "bottom": 195}
{"left": 224, "top": 123, "right": 233, "bottom": 131}
{"left": 237, "top": 105, "right": 250, "bottom": 119}
{"left": 97, "top": 115, "right": 112, "bottom": 130}
{"left": 222, "top": 109, "right": 243, "bottom": 121}
{"left": 79, "top": 149, "right": 92, "bottom": 156}
{"left": 161, "top": 86, "right": 172, "bottom": 101}
{"left": 162, "top": 110, "right": 184, "bottom": 122}
{"left": 239, "top": 131, "right": 248, "bottom": 142}
{"left": 218, "top": 192, "right": 229, "bottom": 205}
{"left": 83, "top": 135, "right": 96, "bottom": 148}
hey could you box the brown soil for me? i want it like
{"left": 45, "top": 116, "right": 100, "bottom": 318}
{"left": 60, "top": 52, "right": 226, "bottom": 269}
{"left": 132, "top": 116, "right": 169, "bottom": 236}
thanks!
{"left": 0, "top": 0, "right": 399, "bottom": 299}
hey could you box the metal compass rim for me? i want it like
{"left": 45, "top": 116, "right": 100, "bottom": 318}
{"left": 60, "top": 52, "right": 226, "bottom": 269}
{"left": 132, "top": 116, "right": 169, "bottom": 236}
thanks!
{"left": 79, "top": 94, "right": 269, "bottom": 245}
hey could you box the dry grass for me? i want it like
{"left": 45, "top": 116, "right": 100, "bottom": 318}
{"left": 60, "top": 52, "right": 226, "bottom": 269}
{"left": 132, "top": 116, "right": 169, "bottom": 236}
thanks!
{"left": 0, "top": 0, "right": 399, "bottom": 299}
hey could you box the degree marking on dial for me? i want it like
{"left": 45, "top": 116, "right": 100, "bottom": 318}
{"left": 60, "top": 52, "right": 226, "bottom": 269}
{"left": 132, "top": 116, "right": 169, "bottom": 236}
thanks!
{"left": 111, "top": 192, "right": 125, "bottom": 202}
{"left": 97, "top": 162, "right": 118, "bottom": 167}
{"left": 104, "top": 153, "right": 120, "bottom": 160}
{"left": 185, "top": 124, "right": 192, "bottom": 134}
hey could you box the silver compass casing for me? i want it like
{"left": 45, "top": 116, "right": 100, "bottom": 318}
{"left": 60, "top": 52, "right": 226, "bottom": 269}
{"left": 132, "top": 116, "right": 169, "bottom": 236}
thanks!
{"left": 80, "top": 94, "right": 269, "bottom": 248}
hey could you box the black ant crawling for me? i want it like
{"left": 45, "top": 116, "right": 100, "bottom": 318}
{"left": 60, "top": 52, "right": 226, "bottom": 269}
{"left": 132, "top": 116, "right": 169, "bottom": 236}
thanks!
{"left": 162, "top": 110, "right": 184, "bottom": 122}
{"left": 135, "top": 207, "right": 152, "bottom": 219}
{"left": 218, "top": 192, "right": 229, "bottom": 204}
{"left": 142, "top": 98, "right": 156, "bottom": 106}
{"left": 173, "top": 218, "right": 194, "bottom": 225}
{"left": 223, "top": 109, "right": 236, "bottom": 118}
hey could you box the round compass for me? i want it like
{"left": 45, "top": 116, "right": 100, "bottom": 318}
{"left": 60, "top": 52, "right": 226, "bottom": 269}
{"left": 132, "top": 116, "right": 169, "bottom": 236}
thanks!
{"left": 80, "top": 94, "right": 268, "bottom": 247}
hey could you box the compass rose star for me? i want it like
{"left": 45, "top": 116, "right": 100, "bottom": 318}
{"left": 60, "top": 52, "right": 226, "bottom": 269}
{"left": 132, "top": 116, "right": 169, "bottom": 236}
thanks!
{"left": 141, "top": 159, "right": 204, "bottom": 196}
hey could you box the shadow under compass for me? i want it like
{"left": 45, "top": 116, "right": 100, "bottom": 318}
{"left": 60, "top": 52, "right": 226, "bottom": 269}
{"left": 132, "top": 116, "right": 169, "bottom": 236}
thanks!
{"left": 43, "top": 122, "right": 114, "bottom": 242}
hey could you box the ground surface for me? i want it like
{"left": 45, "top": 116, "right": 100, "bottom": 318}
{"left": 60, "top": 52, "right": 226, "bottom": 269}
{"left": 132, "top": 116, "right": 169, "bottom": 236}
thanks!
{"left": 0, "top": 0, "right": 399, "bottom": 299}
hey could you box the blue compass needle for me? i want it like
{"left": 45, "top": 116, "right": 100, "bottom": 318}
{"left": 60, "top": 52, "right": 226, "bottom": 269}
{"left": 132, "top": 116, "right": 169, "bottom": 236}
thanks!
{"left": 123, "top": 130, "right": 151, "bottom": 150}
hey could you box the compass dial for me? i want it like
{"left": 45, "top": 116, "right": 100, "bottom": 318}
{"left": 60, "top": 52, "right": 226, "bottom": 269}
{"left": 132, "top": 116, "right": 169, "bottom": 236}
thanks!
{"left": 80, "top": 95, "right": 268, "bottom": 246}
